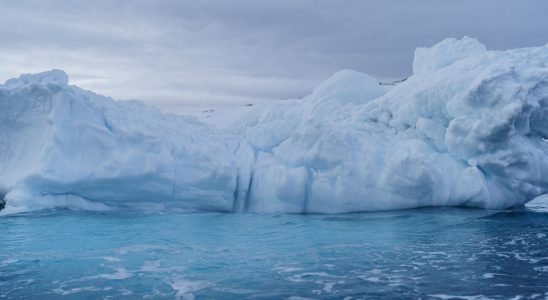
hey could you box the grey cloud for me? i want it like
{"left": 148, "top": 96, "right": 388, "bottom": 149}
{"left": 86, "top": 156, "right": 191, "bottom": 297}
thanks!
{"left": 1, "top": 0, "right": 547, "bottom": 112}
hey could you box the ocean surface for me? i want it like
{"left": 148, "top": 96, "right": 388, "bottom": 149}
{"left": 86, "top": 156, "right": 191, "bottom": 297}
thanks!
{"left": 1, "top": 198, "right": 548, "bottom": 299}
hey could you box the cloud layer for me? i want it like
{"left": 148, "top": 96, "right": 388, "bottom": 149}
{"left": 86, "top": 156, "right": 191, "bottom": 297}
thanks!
{"left": 1, "top": 0, "right": 547, "bottom": 111}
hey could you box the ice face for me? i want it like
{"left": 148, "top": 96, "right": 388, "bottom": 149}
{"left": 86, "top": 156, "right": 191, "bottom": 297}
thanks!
{"left": 235, "top": 37, "right": 548, "bottom": 213}
{"left": 0, "top": 70, "right": 254, "bottom": 214}
{"left": 1, "top": 37, "right": 547, "bottom": 214}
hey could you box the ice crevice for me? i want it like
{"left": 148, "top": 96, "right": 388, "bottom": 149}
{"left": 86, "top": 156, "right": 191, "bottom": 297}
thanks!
{"left": 0, "top": 37, "right": 547, "bottom": 214}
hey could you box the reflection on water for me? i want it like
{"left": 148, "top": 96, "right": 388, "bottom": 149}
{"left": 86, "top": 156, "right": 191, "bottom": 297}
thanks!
{"left": 1, "top": 199, "right": 547, "bottom": 299}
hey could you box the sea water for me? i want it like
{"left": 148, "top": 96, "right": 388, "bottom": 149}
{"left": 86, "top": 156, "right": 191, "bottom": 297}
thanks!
{"left": 1, "top": 199, "right": 547, "bottom": 299}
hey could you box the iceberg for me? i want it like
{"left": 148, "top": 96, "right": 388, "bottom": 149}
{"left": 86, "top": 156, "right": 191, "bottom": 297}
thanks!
{"left": 0, "top": 70, "right": 254, "bottom": 214}
{"left": 1, "top": 37, "right": 547, "bottom": 214}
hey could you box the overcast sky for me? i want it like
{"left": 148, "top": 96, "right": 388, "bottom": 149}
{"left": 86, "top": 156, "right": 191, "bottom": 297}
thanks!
{"left": 1, "top": 0, "right": 547, "bottom": 112}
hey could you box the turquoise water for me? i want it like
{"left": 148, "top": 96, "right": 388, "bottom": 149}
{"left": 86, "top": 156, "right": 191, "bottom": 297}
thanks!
{"left": 1, "top": 201, "right": 548, "bottom": 299}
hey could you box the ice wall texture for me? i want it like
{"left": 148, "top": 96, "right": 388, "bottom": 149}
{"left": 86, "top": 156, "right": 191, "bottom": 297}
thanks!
{"left": 1, "top": 37, "right": 547, "bottom": 214}
{"left": 0, "top": 70, "right": 253, "bottom": 214}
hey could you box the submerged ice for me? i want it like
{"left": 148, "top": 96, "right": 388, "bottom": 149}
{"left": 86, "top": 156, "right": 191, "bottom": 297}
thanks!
{"left": 1, "top": 37, "right": 547, "bottom": 214}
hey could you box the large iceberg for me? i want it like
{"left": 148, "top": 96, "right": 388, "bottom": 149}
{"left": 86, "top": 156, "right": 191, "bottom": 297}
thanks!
{"left": 1, "top": 37, "right": 547, "bottom": 214}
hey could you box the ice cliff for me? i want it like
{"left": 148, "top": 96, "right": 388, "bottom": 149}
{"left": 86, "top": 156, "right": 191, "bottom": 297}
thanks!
{"left": 1, "top": 37, "right": 547, "bottom": 214}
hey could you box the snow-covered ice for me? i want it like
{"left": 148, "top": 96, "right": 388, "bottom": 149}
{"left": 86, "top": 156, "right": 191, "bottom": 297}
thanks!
{"left": 1, "top": 37, "right": 547, "bottom": 214}
{"left": 0, "top": 70, "right": 253, "bottom": 214}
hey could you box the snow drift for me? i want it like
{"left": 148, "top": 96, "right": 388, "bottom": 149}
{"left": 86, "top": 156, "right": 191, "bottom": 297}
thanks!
{"left": 1, "top": 37, "right": 547, "bottom": 214}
